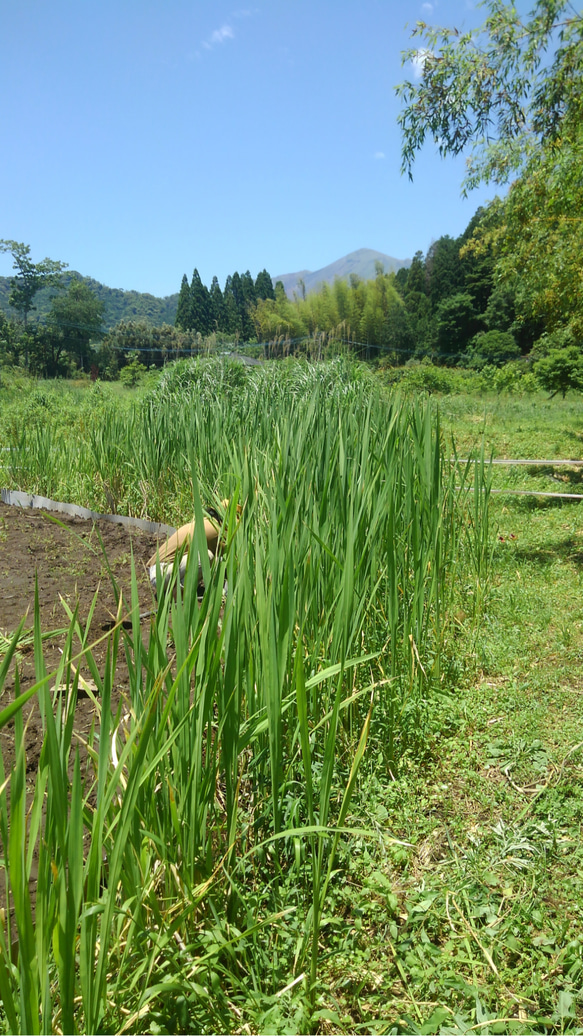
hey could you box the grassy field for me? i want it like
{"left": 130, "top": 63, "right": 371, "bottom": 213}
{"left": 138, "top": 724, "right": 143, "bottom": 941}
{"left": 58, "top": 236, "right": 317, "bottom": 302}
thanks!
{"left": 0, "top": 363, "right": 582, "bottom": 1034}
{"left": 345, "top": 393, "right": 583, "bottom": 1034}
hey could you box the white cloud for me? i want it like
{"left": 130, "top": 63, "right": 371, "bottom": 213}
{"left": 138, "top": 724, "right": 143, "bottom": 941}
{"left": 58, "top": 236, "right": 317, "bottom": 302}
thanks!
{"left": 198, "top": 10, "right": 257, "bottom": 58}
{"left": 374, "top": 151, "right": 385, "bottom": 160}
{"left": 211, "top": 24, "right": 235, "bottom": 44}
{"left": 421, "top": 3, "right": 434, "bottom": 12}
{"left": 202, "top": 24, "right": 235, "bottom": 50}
{"left": 411, "top": 48, "right": 431, "bottom": 78}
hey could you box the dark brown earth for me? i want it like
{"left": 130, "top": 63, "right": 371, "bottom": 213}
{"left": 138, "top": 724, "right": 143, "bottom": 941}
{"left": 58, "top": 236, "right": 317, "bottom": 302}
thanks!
{"left": 0, "top": 500, "right": 163, "bottom": 782}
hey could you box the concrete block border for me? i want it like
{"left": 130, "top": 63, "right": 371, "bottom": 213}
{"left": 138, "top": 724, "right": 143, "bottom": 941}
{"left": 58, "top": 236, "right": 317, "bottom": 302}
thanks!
{"left": 1, "top": 489, "right": 176, "bottom": 537}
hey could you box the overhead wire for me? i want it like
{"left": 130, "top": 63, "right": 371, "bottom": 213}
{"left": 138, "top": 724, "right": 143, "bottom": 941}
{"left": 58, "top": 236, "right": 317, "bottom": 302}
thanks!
{"left": 1, "top": 312, "right": 530, "bottom": 365}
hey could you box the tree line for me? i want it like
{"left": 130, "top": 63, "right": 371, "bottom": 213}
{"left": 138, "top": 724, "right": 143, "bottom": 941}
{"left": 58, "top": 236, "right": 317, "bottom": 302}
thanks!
{"left": 0, "top": 243, "right": 284, "bottom": 377}
{"left": 0, "top": 241, "right": 280, "bottom": 377}
{"left": 0, "top": 219, "right": 580, "bottom": 390}
{"left": 243, "top": 203, "right": 542, "bottom": 368}
{"left": 0, "top": 241, "right": 105, "bottom": 376}
{"left": 174, "top": 267, "right": 276, "bottom": 340}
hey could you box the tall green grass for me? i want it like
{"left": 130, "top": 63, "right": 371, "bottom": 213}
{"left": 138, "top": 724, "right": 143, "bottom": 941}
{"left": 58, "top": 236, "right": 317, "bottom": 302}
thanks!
{"left": 0, "top": 358, "right": 491, "bottom": 1032}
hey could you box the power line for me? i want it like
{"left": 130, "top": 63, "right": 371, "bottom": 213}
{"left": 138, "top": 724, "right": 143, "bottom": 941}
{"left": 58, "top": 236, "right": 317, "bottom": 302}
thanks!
{"left": 1, "top": 315, "right": 530, "bottom": 366}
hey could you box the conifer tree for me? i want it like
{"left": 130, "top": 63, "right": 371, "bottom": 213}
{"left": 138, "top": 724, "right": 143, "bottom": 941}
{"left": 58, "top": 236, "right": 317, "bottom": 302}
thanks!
{"left": 190, "top": 269, "right": 212, "bottom": 335}
{"left": 230, "top": 272, "right": 247, "bottom": 337}
{"left": 175, "top": 274, "right": 192, "bottom": 330}
{"left": 223, "top": 275, "right": 241, "bottom": 336}
{"left": 425, "top": 236, "right": 464, "bottom": 305}
{"left": 209, "top": 275, "right": 225, "bottom": 332}
{"left": 254, "top": 269, "right": 275, "bottom": 301}
{"left": 230, "top": 272, "right": 243, "bottom": 313}
{"left": 240, "top": 270, "right": 257, "bottom": 340}
{"left": 404, "top": 252, "right": 427, "bottom": 296}
{"left": 241, "top": 270, "right": 256, "bottom": 307}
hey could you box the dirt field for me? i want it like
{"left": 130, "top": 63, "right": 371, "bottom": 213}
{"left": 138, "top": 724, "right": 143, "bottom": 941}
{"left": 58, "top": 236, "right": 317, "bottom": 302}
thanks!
{"left": 0, "top": 500, "right": 163, "bottom": 781}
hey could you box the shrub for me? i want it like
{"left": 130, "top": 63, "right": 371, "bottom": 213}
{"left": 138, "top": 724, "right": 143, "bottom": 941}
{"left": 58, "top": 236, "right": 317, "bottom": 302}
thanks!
{"left": 119, "top": 355, "right": 148, "bottom": 388}
{"left": 534, "top": 346, "right": 583, "bottom": 398}
{"left": 466, "top": 329, "right": 521, "bottom": 369}
{"left": 380, "top": 358, "right": 480, "bottom": 395}
{"left": 531, "top": 326, "right": 578, "bottom": 360}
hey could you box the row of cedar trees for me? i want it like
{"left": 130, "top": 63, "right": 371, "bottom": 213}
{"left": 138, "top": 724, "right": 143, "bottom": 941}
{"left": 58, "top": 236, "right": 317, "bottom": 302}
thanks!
{"left": 175, "top": 268, "right": 278, "bottom": 340}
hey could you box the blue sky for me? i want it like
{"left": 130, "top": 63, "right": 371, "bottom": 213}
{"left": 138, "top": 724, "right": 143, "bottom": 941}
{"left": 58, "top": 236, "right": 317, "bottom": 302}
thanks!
{"left": 0, "top": 0, "right": 496, "bottom": 297}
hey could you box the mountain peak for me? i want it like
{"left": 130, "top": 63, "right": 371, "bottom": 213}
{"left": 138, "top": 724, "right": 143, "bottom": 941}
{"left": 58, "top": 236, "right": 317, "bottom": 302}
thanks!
{"left": 274, "top": 248, "right": 410, "bottom": 298}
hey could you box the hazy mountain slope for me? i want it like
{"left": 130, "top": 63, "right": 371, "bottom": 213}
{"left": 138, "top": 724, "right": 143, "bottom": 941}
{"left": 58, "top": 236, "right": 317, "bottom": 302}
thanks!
{"left": 274, "top": 248, "right": 410, "bottom": 298}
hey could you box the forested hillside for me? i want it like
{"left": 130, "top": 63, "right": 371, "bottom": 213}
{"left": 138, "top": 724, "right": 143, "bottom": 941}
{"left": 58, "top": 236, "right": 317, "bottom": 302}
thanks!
{"left": 0, "top": 272, "right": 179, "bottom": 328}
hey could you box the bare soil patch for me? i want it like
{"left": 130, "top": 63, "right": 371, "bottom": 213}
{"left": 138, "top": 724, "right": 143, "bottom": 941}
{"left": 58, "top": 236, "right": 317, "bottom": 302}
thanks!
{"left": 0, "top": 500, "right": 162, "bottom": 779}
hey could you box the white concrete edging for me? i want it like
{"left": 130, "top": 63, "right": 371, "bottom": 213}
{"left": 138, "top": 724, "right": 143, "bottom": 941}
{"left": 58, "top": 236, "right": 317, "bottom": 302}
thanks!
{"left": 1, "top": 489, "right": 176, "bottom": 537}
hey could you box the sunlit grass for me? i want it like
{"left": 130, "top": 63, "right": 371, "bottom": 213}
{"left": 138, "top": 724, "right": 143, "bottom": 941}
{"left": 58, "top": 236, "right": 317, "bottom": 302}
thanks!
{"left": 0, "top": 358, "right": 497, "bottom": 1033}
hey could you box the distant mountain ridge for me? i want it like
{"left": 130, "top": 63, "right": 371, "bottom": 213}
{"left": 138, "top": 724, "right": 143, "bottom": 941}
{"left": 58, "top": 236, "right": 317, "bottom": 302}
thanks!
{"left": 274, "top": 248, "right": 410, "bottom": 298}
{"left": 0, "top": 248, "right": 411, "bottom": 328}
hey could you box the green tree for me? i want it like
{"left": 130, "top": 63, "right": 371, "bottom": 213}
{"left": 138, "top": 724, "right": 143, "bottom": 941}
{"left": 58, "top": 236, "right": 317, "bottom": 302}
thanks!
{"left": 425, "top": 235, "right": 464, "bottom": 306}
{"left": 93, "top": 338, "right": 119, "bottom": 380}
{"left": 27, "top": 326, "right": 73, "bottom": 378}
{"left": 0, "top": 240, "right": 67, "bottom": 367}
{"left": 190, "top": 269, "right": 212, "bottom": 335}
{"left": 255, "top": 269, "right": 276, "bottom": 301}
{"left": 534, "top": 346, "right": 583, "bottom": 398}
{"left": 466, "top": 329, "right": 520, "bottom": 369}
{"left": 332, "top": 277, "right": 351, "bottom": 322}
{"left": 397, "top": 1, "right": 583, "bottom": 336}
{"left": 209, "top": 276, "right": 225, "bottom": 331}
{"left": 397, "top": 0, "right": 583, "bottom": 190}
{"left": 494, "top": 126, "right": 583, "bottom": 335}
{"left": 458, "top": 206, "right": 497, "bottom": 313}
{"left": 102, "top": 320, "right": 201, "bottom": 368}
{"left": 230, "top": 272, "right": 246, "bottom": 337}
{"left": 435, "top": 292, "right": 480, "bottom": 361}
{"left": 240, "top": 271, "right": 257, "bottom": 340}
{"left": 402, "top": 251, "right": 427, "bottom": 297}
{"left": 119, "top": 355, "right": 148, "bottom": 387}
{"left": 393, "top": 266, "right": 409, "bottom": 295}
{"left": 403, "top": 297, "right": 434, "bottom": 358}
{"left": 175, "top": 274, "right": 191, "bottom": 330}
{"left": 0, "top": 240, "right": 68, "bottom": 328}
{"left": 480, "top": 285, "right": 515, "bottom": 334}
{"left": 0, "top": 311, "right": 21, "bottom": 366}
{"left": 223, "top": 275, "right": 241, "bottom": 336}
{"left": 47, "top": 279, "right": 105, "bottom": 372}
{"left": 383, "top": 301, "right": 416, "bottom": 362}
